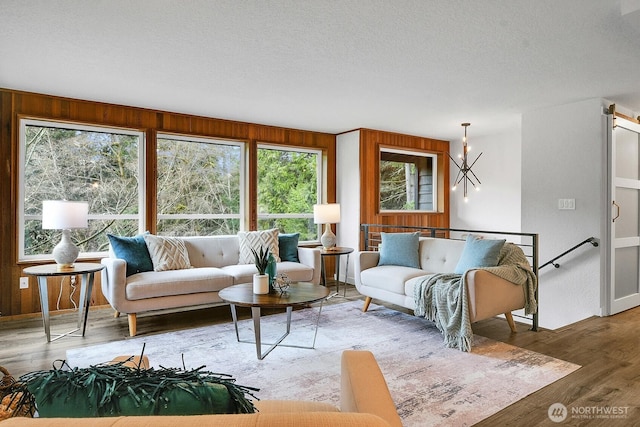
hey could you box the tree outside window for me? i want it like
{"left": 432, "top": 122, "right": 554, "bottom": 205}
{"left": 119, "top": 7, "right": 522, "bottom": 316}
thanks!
{"left": 257, "top": 146, "right": 320, "bottom": 241}
{"left": 20, "top": 120, "right": 143, "bottom": 260}
{"left": 156, "top": 135, "right": 243, "bottom": 236}
{"left": 379, "top": 148, "right": 436, "bottom": 212}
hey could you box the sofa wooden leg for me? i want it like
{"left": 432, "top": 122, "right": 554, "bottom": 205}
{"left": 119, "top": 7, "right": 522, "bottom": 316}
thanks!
{"left": 128, "top": 313, "right": 137, "bottom": 337}
{"left": 362, "top": 297, "right": 372, "bottom": 312}
{"left": 114, "top": 310, "right": 120, "bottom": 318}
{"left": 505, "top": 312, "right": 517, "bottom": 333}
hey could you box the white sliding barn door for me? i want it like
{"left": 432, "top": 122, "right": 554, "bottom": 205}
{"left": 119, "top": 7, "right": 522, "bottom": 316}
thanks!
{"left": 606, "top": 114, "right": 640, "bottom": 315}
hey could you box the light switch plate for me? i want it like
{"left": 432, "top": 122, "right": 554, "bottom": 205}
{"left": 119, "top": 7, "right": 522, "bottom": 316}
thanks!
{"left": 19, "top": 276, "right": 29, "bottom": 289}
{"left": 558, "top": 199, "right": 575, "bottom": 210}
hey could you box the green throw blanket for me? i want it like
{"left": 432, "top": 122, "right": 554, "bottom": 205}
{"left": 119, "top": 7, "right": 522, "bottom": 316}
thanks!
{"left": 414, "top": 242, "right": 538, "bottom": 352}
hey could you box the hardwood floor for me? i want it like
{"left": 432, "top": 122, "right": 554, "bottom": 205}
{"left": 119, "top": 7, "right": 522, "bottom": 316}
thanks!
{"left": 1, "top": 285, "right": 638, "bottom": 425}
{"left": 473, "top": 307, "right": 640, "bottom": 426}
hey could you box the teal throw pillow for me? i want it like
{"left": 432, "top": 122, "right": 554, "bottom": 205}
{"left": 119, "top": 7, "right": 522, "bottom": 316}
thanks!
{"left": 377, "top": 232, "right": 420, "bottom": 269}
{"left": 454, "top": 234, "right": 506, "bottom": 274}
{"left": 107, "top": 233, "right": 154, "bottom": 277}
{"left": 278, "top": 233, "right": 300, "bottom": 262}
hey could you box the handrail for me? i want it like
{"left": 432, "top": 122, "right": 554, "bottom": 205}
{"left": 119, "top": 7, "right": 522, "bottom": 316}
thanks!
{"left": 539, "top": 237, "right": 599, "bottom": 270}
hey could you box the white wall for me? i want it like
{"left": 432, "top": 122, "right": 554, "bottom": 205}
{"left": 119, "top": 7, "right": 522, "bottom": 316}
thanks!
{"left": 521, "top": 98, "right": 604, "bottom": 329}
{"left": 336, "top": 99, "right": 633, "bottom": 329}
{"left": 336, "top": 130, "right": 361, "bottom": 284}
{"left": 450, "top": 125, "right": 522, "bottom": 232}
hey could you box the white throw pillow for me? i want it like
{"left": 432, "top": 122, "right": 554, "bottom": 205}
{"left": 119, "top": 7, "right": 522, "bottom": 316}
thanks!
{"left": 238, "top": 229, "right": 280, "bottom": 264}
{"left": 143, "top": 234, "right": 192, "bottom": 271}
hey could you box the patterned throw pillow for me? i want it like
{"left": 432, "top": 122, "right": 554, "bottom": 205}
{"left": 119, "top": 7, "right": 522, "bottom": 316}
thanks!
{"left": 238, "top": 229, "right": 280, "bottom": 264}
{"left": 143, "top": 234, "right": 192, "bottom": 272}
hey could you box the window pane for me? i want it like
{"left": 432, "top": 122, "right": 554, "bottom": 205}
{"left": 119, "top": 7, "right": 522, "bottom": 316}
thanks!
{"left": 380, "top": 149, "right": 436, "bottom": 211}
{"left": 257, "top": 218, "right": 316, "bottom": 237}
{"left": 157, "top": 136, "right": 242, "bottom": 235}
{"left": 257, "top": 147, "right": 319, "bottom": 241}
{"left": 21, "top": 121, "right": 141, "bottom": 258}
{"left": 157, "top": 218, "right": 241, "bottom": 236}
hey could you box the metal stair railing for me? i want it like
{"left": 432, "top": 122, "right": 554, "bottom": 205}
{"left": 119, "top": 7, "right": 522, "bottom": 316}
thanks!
{"left": 539, "top": 237, "right": 599, "bottom": 270}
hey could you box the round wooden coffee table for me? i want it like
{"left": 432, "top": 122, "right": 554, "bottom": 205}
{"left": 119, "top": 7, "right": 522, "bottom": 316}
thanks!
{"left": 219, "top": 282, "right": 330, "bottom": 359}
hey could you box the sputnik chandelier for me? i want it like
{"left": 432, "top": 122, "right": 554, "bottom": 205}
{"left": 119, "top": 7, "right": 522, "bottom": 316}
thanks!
{"left": 448, "top": 123, "right": 482, "bottom": 202}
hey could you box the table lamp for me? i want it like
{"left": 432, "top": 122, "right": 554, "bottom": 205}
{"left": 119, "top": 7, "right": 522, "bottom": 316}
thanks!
{"left": 313, "top": 203, "right": 341, "bottom": 250}
{"left": 42, "top": 200, "right": 89, "bottom": 270}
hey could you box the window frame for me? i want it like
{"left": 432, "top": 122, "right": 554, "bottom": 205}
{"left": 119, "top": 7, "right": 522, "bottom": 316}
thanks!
{"left": 256, "top": 143, "right": 323, "bottom": 242}
{"left": 379, "top": 146, "right": 438, "bottom": 213}
{"left": 17, "top": 118, "right": 329, "bottom": 261}
{"left": 18, "top": 118, "right": 146, "bottom": 262}
{"left": 155, "top": 133, "right": 246, "bottom": 235}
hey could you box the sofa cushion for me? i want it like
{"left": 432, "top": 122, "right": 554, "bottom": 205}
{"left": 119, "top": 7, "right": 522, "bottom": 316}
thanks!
{"left": 405, "top": 274, "right": 432, "bottom": 297}
{"left": 107, "top": 233, "right": 154, "bottom": 277}
{"left": 126, "top": 268, "right": 233, "bottom": 300}
{"left": 182, "top": 235, "right": 240, "bottom": 268}
{"left": 377, "top": 232, "right": 420, "bottom": 268}
{"left": 418, "top": 238, "right": 465, "bottom": 272}
{"left": 221, "top": 261, "right": 314, "bottom": 285}
{"left": 279, "top": 232, "right": 300, "bottom": 262}
{"left": 220, "top": 263, "right": 260, "bottom": 285}
{"left": 454, "top": 234, "right": 506, "bottom": 274}
{"left": 144, "top": 234, "right": 193, "bottom": 272}
{"left": 238, "top": 229, "right": 280, "bottom": 264}
{"left": 361, "top": 265, "right": 425, "bottom": 295}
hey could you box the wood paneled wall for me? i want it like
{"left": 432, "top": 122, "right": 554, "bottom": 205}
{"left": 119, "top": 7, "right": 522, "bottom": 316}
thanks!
{"left": 0, "top": 88, "right": 336, "bottom": 317}
{"left": 358, "top": 128, "right": 450, "bottom": 230}
{"left": 0, "top": 91, "right": 450, "bottom": 318}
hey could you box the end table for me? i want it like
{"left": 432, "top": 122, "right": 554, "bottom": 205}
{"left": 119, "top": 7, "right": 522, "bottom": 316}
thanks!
{"left": 319, "top": 246, "right": 354, "bottom": 296}
{"left": 23, "top": 262, "right": 105, "bottom": 342}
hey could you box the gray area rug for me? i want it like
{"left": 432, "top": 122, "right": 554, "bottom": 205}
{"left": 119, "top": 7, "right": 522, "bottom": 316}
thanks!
{"left": 67, "top": 300, "right": 579, "bottom": 426}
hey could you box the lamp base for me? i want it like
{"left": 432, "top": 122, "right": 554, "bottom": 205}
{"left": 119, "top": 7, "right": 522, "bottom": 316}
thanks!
{"left": 52, "top": 229, "right": 79, "bottom": 268}
{"left": 320, "top": 224, "right": 336, "bottom": 250}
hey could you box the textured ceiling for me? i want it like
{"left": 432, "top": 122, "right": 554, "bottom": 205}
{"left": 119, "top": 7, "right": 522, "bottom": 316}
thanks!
{"left": 1, "top": 0, "right": 639, "bottom": 141}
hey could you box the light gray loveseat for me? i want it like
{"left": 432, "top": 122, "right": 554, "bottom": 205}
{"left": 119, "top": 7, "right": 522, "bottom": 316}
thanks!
{"left": 354, "top": 236, "right": 537, "bottom": 333}
{"left": 101, "top": 235, "right": 321, "bottom": 336}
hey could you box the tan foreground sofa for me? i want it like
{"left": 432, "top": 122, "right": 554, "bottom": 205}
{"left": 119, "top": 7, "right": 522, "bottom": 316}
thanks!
{"left": 355, "top": 236, "right": 535, "bottom": 332}
{"left": 0, "top": 351, "right": 402, "bottom": 427}
{"left": 101, "top": 235, "right": 321, "bottom": 336}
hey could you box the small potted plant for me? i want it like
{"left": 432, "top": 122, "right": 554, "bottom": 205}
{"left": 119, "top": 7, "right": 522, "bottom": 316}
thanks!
{"left": 251, "top": 246, "right": 270, "bottom": 294}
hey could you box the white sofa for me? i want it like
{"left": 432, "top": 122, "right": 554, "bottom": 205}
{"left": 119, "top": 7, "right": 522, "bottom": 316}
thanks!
{"left": 101, "top": 235, "right": 321, "bottom": 336}
{"left": 354, "top": 237, "right": 534, "bottom": 332}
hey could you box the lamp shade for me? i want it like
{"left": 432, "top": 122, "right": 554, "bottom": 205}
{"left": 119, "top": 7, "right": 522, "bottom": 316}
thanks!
{"left": 42, "top": 200, "right": 89, "bottom": 230}
{"left": 313, "top": 203, "right": 341, "bottom": 224}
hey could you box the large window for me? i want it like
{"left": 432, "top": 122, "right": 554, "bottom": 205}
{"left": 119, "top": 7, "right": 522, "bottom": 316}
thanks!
{"left": 379, "top": 148, "right": 437, "bottom": 212}
{"left": 19, "top": 119, "right": 144, "bottom": 261}
{"left": 156, "top": 135, "right": 244, "bottom": 236}
{"left": 257, "top": 145, "right": 321, "bottom": 241}
{"left": 18, "top": 120, "right": 325, "bottom": 261}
